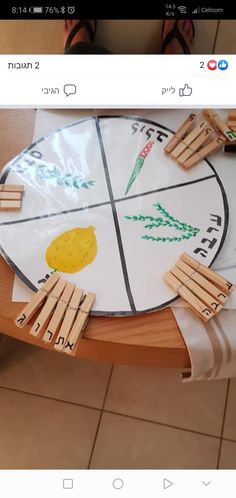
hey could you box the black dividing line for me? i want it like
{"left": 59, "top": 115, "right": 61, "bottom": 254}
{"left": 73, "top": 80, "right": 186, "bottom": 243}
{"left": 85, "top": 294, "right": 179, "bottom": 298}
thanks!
{"left": 0, "top": 174, "right": 217, "bottom": 228}
{"left": 95, "top": 117, "right": 136, "bottom": 313}
{"left": 116, "top": 174, "right": 216, "bottom": 203}
{"left": 0, "top": 200, "right": 112, "bottom": 227}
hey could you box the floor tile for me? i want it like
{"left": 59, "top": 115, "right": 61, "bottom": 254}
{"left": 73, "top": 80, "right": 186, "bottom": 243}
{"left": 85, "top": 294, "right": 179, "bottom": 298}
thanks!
{"left": 105, "top": 366, "right": 227, "bottom": 436}
{"left": 193, "top": 20, "right": 218, "bottom": 54}
{"left": 96, "top": 20, "right": 162, "bottom": 54}
{"left": 0, "top": 20, "right": 63, "bottom": 54}
{"left": 223, "top": 380, "right": 236, "bottom": 441}
{"left": 0, "top": 387, "right": 100, "bottom": 468}
{"left": 0, "top": 336, "right": 111, "bottom": 409}
{"left": 219, "top": 440, "right": 236, "bottom": 469}
{"left": 90, "top": 412, "right": 219, "bottom": 469}
{"left": 97, "top": 20, "right": 218, "bottom": 54}
{"left": 214, "top": 21, "right": 236, "bottom": 53}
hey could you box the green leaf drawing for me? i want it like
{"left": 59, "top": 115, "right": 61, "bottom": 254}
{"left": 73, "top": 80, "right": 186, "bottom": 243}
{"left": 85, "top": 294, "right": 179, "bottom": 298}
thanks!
{"left": 125, "top": 202, "right": 200, "bottom": 243}
{"left": 33, "top": 164, "right": 95, "bottom": 191}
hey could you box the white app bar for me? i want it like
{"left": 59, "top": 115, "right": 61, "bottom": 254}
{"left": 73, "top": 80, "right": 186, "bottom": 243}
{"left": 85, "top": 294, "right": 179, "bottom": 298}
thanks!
{"left": 0, "top": 469, "right": 235, "bottom": 497}
{"left": 0, "top": 55, "right": 234, "bottom": 107}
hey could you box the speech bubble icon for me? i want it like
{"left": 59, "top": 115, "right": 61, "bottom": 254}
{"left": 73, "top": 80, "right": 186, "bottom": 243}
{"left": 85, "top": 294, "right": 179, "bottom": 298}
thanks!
{"left": 63, "top": 84, "right": 77, "bottom": 96}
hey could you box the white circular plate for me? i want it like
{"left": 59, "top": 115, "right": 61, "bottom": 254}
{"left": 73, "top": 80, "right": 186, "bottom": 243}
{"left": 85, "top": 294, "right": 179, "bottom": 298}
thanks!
{"left": 0, "top": 116, "right": 228, "bottom": 315}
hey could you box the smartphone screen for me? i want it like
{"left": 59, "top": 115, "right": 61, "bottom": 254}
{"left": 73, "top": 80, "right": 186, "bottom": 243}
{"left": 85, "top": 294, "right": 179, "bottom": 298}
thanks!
{"left": 0, "top": 2, "right": 235, "bottom": 496}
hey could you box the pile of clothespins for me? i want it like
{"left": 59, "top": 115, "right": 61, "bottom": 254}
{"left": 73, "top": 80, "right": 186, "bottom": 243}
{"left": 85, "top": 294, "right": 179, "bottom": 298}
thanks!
{"left": 15, "top": 273, "right": 95, "bottom": 355}
{"left": 0, "top": 184, "right": 24, "bottom": 211}
{"left": 164, "top": 109, "right": 236, "bottom": 168}
{"left": 164, "top": 253, "right": 235, "bottom": 322}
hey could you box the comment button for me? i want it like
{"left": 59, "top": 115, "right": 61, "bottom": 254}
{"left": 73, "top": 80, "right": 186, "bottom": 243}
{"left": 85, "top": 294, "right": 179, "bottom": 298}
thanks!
{"left": 63, "top": 84, "right": 77, "bottom": 96}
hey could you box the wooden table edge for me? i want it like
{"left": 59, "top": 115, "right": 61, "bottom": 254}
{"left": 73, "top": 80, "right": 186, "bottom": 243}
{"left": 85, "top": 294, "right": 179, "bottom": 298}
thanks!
{"left": 0, "top": 314, "right": 190, "bottom": 368}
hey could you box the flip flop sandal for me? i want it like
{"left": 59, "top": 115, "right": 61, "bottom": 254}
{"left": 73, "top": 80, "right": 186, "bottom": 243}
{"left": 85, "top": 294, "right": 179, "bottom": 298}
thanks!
{"left": 161, "top": 20, "right": 195, "bottom": 54}
{"left": 64, "top": 19, "right": 97, "bottom": 52}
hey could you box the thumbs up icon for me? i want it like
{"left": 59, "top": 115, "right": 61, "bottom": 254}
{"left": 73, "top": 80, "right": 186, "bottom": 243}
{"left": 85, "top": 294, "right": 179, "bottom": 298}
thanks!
{"left": 179, "top": 84, "right": 193, "bottom": 97}
{"left": 218, "top": 60, "right": 228, "bottom": 70}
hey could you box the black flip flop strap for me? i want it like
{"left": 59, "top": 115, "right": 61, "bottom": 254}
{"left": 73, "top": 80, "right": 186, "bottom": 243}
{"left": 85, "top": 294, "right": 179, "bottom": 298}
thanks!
{"left": 65, "top": 20, "right": 95, "bottom": 52}
{"left": 161, "top": 22, "right": 191, "bottom": 54}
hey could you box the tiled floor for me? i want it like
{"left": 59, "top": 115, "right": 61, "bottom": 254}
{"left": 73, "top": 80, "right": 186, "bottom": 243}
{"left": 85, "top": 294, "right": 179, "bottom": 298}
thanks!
{"left": 0, "top": 20, "right": 235, "bottom": 54}
{"left": 0, "top": 335, "right": 235, "bottom": 469}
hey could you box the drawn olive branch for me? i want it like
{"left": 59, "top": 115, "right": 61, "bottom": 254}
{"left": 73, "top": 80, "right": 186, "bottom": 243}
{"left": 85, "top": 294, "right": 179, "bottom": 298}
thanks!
{"left": 153, "top": 202, "right": 198, "bottom": 233}
{"left": 34, "top": 164, "right": 95, "bottom": 190}
{"left": 125, "top": 202, "right": 200, "bottom": 243}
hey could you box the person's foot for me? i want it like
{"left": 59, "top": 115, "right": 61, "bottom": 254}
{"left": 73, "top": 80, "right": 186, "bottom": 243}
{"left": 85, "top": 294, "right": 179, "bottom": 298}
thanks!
{"left": 64, "top": 20, "right": 96, "bottom": 48}
{"left": 161, "top": 20, "right": 194, "bottom": 54}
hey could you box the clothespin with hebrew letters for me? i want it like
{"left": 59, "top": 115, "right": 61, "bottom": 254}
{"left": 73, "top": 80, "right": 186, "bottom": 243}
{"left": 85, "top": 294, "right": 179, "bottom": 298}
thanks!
{"left": 163, "top": 252, "right": 235, "bottom": 322}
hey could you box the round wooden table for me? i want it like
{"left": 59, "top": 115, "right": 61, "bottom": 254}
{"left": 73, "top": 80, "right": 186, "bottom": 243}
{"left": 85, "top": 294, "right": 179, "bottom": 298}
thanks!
{"left": 0, "top": 110, "right": 190, "bottom": 368}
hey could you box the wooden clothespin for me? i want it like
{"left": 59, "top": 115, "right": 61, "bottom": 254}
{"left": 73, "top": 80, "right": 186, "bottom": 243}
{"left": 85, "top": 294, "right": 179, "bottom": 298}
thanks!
{"left": 29, "top": 277, "right": 67, "bottom": 337}
{"left": 15, "top": 275, "right": 96, "bottom": 355}
{"left": 42, "top": 281, "right": 76, "bottom": 344}
{"left": 0, "top": 184, "right": 24, "bottom": 210}
{"left": 164, "top": 270, "right": 215, "bottom": 321}
{"left": 0, "top": 184, "right": 24, "bottom": 192}
{"left": 164, "top": 113, "right": 196, "bottom": 154}
{"left": 177, "top": 126, "right": 214, "bottom": 165}
{"left": 225, "top": 111, "right": 236, "bottom": 152}
{"left": 227, "top": 121, "right": 236, "bottom": 131}
{"left": 180, "top": 252, "right": 235, "bottom": 295}
{"left": 182, "top": 135, "right": 226, "bottom": 169}
{"left": 54, "top": 287, "right": 84, "bottom": 351}
{"left": 163, "top": 252, "right": 234, "bottom": 322}
{"left": 204, "top": 109, "right": 236, "bottom": 142}
{"left": 170, "top": 264, "right": 223, "bottom": 313}
{"left": 15, "top": 272, "right": 60, "bottom": 328}
{"left": 63, "top": 292, "right": 96, "bottom": 356}
{"left": 175, "top": 258, "right": 228, "bottom": 304}
{"left": 170, "top": 120, "right": 208, "bottom": 159}
{"left": 164, "top": 110, "right": 231, "bottom": 169}
{"left": 228, "top": 110, "right": 236, "bottom": 121}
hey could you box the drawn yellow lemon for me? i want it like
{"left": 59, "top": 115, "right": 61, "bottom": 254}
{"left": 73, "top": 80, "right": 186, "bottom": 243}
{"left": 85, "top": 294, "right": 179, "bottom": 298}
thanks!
{"left": 45, "top": 226, "right": 97, "bottom": 273}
